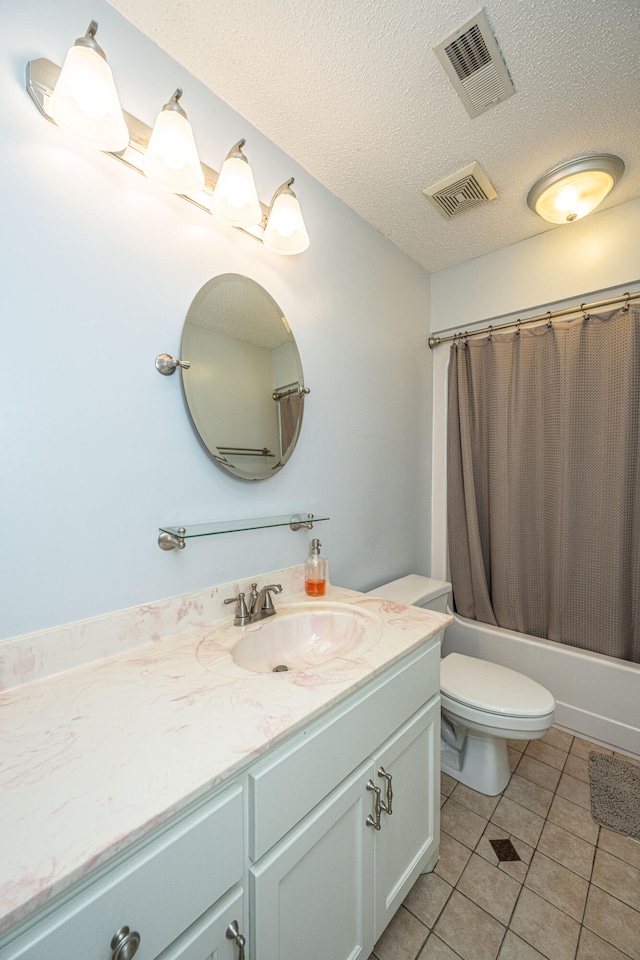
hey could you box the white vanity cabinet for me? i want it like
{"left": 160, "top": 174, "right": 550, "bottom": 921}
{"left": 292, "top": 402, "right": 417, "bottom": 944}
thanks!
{"left": 0, "top": 784, "right": 246, "bottom": 960}
{"left": 248, "top": 641, "right": 441, "bottom": 960}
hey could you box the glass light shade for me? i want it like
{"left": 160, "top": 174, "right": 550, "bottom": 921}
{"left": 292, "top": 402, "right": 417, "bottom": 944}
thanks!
{"left": 142, "top": 109, "right": 205, "bottom": 194}
{"left": 527, "top": 155, "right": 624, "bottom": 225}
{"left": 210, "top": 156, "right": 262, "bottom": 227}
{"left": 48, "top": 45, "right": 129, "bottom": 152}
{"left": 263, "top": 192, "right": 310, "bottom": 255}
{"left": 533, "top": 170, "right": 616, "bottom": 224}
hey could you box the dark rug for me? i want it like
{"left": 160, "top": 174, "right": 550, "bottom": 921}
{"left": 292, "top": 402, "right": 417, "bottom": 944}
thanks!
{"left": 589, "top": 751, "right": 640, "bottom": 842}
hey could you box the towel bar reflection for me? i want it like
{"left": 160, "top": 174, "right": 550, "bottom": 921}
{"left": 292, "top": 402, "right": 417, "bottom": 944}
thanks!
{"left": 217, "top": 446, "right": 275, "bottom": 457}
{"left": 272, "top": 385, "right": 311, "bottom": 401}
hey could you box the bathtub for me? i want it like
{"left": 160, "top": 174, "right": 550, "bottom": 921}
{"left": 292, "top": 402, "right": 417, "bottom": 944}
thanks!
{"left": 441, "top": 610, "right": 640, "bottom": 758}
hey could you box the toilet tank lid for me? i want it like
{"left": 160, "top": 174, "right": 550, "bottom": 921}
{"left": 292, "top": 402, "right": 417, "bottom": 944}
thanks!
{"left": 368, "top": 574, "right": 451, "bottom": 606}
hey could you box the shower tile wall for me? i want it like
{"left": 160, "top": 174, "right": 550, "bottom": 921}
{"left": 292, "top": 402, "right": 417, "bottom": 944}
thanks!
{"left": 371, "top": 730, "right": 640, "bottom": 960}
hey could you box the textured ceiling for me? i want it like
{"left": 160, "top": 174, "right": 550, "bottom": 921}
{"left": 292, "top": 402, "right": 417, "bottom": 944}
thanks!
{"left": 106, "top": 0, "right": 640, "bottom": 273}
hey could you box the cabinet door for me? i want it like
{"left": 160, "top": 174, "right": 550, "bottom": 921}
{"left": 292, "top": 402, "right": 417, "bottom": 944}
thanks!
{"left": 371, "top": 697, "right": 440, "bottom": 940}
{"left": 250, "top": 761, "right": 375, "bottom": 960}
{"left": 156, "top": 886, "right": 245, "bottom": 960}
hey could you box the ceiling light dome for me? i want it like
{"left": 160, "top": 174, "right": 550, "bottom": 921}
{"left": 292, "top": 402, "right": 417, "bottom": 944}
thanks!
{"left": 527, "top": 154, "right": 624, "bottom": 224}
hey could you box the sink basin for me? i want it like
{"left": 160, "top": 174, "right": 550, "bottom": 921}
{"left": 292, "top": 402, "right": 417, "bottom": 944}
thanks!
{"left": 230, "top": 602, "right": 383, "bottom": 674}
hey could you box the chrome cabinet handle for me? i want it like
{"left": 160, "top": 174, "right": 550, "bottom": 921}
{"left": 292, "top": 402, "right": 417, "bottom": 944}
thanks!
{"left": 110, "top": 927, "right": 140, "bottom": 960}
{"left": 366, "top": 779, "right": 382, "bottom": 830}
{"left": 378, "top": 766, "right": 393, "bottom": 815}
{"left": 226, "top": 920, "right": 246, "bottom": 960}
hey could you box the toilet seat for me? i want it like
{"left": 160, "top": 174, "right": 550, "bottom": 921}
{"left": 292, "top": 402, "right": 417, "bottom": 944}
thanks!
{"left": 441, "top": 653, "right": 556, "bottom": 718}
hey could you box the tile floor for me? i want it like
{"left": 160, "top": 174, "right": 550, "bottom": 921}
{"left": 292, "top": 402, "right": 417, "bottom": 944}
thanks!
{"left": 371, "top": 729, "right": 640, "bottom": 960}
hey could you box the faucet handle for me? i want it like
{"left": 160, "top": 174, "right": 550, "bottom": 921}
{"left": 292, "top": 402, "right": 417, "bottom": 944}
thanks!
{"left": 224, "top": 592, "right": 251, "bottom": 626}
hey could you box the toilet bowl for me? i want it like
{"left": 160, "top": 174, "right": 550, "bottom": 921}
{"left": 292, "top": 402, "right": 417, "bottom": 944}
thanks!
{"left": 368, "top": 575, "right": 556, "bottom": 795}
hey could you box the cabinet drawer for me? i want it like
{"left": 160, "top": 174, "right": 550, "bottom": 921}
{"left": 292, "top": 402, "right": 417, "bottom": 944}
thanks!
{"left": 156, "top": 885, "right": 244, "bottom": 960}
{"left": 3, "top": 784, "right": 243, "bottom": 960}
{"left": 249, "top": 637, "right": 441, "bottom": 861}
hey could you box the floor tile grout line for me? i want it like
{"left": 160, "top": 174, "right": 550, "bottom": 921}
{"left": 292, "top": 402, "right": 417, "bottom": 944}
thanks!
{"left": 492, "top": 735, "right": 637, "bottom": 957}
{"left": 504, "top": 743, "right": 597, "bottom": 929}
{"left": 495, "top": 736, "right": 582, "bottom": 959}
{"left": 447, "top": 739, "right": 584, "bottom": 954}
{"left": 518, "top": 744, "right": 604, "bottom": 893}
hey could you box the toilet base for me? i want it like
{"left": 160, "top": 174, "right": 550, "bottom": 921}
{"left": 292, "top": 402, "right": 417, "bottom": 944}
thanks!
{"left": 440, "top": 731, "right": 512, "bottom": 796}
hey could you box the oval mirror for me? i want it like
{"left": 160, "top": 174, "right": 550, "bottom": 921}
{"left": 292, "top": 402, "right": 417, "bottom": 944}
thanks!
{"left": 180, "top": 274, "right": 307, "bottom": 481}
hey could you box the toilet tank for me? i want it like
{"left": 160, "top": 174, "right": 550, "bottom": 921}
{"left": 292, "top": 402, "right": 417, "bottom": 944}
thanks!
{"left": 368, "top": 575, "right": 452, "bottom": 613}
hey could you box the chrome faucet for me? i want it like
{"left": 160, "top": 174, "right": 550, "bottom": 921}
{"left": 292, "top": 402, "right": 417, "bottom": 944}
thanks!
{"left": 225, "top": 583, "right": 283, "bottom": 626}
{"left": 251, "top": 583, "right": 283, "bottom": 620}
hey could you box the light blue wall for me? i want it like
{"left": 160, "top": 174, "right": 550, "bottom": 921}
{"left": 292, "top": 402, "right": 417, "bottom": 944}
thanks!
{"left": 0, "top": 0, "right": 433, "bottom": 640}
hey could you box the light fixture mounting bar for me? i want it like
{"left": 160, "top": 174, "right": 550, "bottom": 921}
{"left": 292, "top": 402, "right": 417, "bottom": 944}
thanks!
{"left": 25, "top": 58, "right": 270, "bottom": 243}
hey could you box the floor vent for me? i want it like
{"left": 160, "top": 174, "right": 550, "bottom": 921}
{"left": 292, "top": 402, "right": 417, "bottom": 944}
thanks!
{"left": 422, "top": 161, "right": 497, "bottom": 220}
{"left": 434, "top": 9, "right": 515, "bottom": 118}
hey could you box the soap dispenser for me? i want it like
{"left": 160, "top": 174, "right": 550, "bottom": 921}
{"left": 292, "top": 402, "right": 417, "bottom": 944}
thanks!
{"left": 305, "top": 539, "right": 328, "bottom": 597}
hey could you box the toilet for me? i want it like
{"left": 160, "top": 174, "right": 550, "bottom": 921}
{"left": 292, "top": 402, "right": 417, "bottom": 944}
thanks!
{"left": 368, "top": 575, "right": 556, "bottom": 795}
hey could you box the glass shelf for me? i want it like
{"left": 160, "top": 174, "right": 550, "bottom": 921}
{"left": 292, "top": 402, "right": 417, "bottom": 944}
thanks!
{"left": 158, "top": 513, "right": 329, "bottom": 550}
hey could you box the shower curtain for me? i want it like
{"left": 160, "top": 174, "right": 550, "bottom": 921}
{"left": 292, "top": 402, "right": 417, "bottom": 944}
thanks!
{"left": 447, "top": 303, "right": 640, "bottom": 664}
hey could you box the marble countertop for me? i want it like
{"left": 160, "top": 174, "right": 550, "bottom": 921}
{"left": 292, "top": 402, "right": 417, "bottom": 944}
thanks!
{"left": 0, "top": 581, "right": 451, "bottom": 937}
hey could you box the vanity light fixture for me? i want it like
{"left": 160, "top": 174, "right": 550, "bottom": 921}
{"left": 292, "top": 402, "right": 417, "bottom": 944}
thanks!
{"left": 46, "top": 20, "right": 129, "bottom": 152}
{"left": 527, "top": 154, "right": 625, "bottom": 224}
{"left": 142, "top": 89, "right": 205, "bottom": 194}
{"left": 26, "top": 24, "right": 310, "bottom": 254}
{"left": 263, "top": 179, "right": 310, "bottom": 255}
{"left": 210, "top": 139, "right": 262, "bottom": 227}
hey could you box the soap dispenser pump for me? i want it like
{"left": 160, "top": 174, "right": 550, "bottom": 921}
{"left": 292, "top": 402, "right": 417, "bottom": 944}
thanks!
{"left": 305, "top": 538, "right": 328, "bottom": 597}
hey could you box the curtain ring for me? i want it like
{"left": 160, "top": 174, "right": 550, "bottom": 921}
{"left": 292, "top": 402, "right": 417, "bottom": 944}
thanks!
{"left": 488, "top": 325, "right": 493, "bottom": 341}
{"left": 623, "top": 292, "right": 631, "bottom": 312}
{"left": 581, "top": 303, "right": 590, "bottom": 321}
{"left": 546, "top": 312, "right": 552, "bottom": 328}
{"left": 516, "top": 319, "right": 521, "bottom": 335}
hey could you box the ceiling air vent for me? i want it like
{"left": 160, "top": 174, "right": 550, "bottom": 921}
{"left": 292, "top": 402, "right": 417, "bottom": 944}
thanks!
{"left": 422, "top": 161, "right": 497, "bottom": 220}
{"left": 434, "top": 9, "right": 515, "bottom": 118}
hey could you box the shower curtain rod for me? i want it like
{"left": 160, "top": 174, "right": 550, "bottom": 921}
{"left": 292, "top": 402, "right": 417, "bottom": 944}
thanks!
{"left": 428, "top": 290, "right": 640, "bottom": 349}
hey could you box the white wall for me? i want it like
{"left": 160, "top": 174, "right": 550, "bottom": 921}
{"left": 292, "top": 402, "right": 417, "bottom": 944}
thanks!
{"left": 429, "top": 198, "right": 640, "bottom": 577}
{"left": 0, "top": 0, "right": 432, "bottom": 641}
{"left": 432, "top": 198, "right": 640, "bottom": 334}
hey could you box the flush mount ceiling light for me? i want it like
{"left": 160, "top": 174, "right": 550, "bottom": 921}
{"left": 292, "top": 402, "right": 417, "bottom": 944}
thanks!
{"left": 47, "top": 20, "right": 128, "bottom": 152}
{"left": 26, "top": 23, "right": 309, "bottom": 254}
{"left": 527, "top": 154, "right": 625, "bottom": 224}
{"left": 210, "top": 139, "right": 262, "bottom": 228}
{"left": 142, "top": 88, "right": 205, "bottom": 194}
{"left": 263, "top": 179, "right": 310, "bottom": 255}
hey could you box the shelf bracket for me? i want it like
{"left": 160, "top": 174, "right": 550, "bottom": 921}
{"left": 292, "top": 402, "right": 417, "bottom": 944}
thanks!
{"left": 289, "top": 514, "right": 315, "bottom": 531}
{"left": 158, "top": 530, "right": 186, "bottom": 551}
